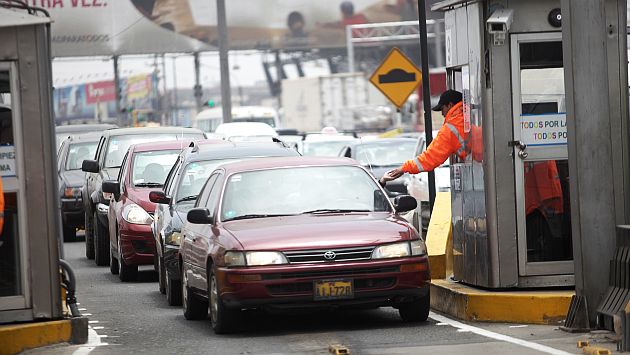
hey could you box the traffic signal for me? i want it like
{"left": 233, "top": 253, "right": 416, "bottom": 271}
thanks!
{"left": 206, "top": 100, "right": 215, "bottom": 108}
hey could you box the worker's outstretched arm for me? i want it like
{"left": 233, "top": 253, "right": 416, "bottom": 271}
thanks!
{"left": 401, "top": 125, "right": 457, "bottom": 174}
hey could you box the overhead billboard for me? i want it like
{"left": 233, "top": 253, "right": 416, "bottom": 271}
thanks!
{"left": 22, "top": 0, "right": 421, "bottom": 56}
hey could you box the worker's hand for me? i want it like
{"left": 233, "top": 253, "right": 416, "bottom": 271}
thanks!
{"left": 380, "top": 168, "right": 404, "bottom": 184}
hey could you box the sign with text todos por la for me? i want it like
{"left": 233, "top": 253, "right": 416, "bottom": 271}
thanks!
{"left": 369, "top": 47, "right": 422, "bottom": 109}
{"left": 520, "top": 114, "right": 567, "bottom": 146}
{"left": 0, "top": 146, "right": 16, "bottom": 177}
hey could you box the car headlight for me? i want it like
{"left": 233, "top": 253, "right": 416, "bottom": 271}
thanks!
{"left": 64, "top": 187, "right": 82, "bottom": 198}
{"left": 224, "top": 251, "right": 246, "bottom": 267}
{"left": 122, "top": 203, "right": 153, "bottom": 225}
{"left": 165, "top": 231, "right": 182, "bottom": 246}
{"left": 246, "top": 251, "right": 288, "bottom": 266}
{"left": 372, "top": 240, "right": 427, "bottom": 259}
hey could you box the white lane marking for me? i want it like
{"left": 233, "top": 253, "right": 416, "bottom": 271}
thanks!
{"left": 92, "top": 326, "right": 104, "bottom": 330}
{"left": 429, "top": 312, "right": 573, "bottom": 355}
{"left": 509, "top": 325, "right": 529, "bottom": 328}
{"left": 72, "top": 327, "right": 108, "bottom": 355}
{"left": 436, "top": 322, "right": 449, "bottom": 326}
{"left": 88, "top": 321, "right": 99, "bottom": 324}
{"left": 82, "top": 313, "right": 93, "bottom": 316}
{"left": 78, "top": 308, "right": 87, "bottom": 311}
{"left": 457, "top": 329, "right": 471, "bottom": 332}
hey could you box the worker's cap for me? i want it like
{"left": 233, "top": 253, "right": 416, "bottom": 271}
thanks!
{"left": 432, "top": 90, "right": 463, "bottom": 111}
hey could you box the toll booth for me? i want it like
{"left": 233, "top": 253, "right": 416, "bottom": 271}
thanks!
{"left": 0, "top": 9, "right": 63, "bottom": 322}
{"left": 433, "top": 0, "right": 573, "bottom": 288}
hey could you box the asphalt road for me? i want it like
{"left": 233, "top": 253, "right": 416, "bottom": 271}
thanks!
{"left": 28, "top": 240, "right": 595, "bottom": 355}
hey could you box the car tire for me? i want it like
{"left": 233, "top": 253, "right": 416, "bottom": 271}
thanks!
{"left": 63, "top": 225, "right": 77, "bottom": 243}
{"left": 118, "top": 237, "right": 138, "bottom": 282}
{"left": 398, "top": 292, "right": 430, "bottom": 322}
{"left": 110, "top": 246, "right": 119, "bottom": 275}
{"left": 166, "top": 271, "right": 182, "bottom": 306}
{"left": 157, "top": 255, "right": 166, "bottom": 294}
{"left": 93, "top": 212, "right": 110, "bottom": 266}
{"left": 182, "top": 271, "right": 207, "bottom": 320}
{"left": 85, "top": 209, "right": 95, "bottom": 259}
{"left": 208, "top": 268, "right": 239, "bottom": 334}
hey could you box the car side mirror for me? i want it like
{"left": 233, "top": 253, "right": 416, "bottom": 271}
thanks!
{"left": 102, "top": 180, "right": 120, "bottom": 201}
{"left": 149, "top": 190, "right": 171, "bottom": 205}
{"left": 187, "top": 208, "right": 213, "bottom": 224}
{"left": 344, "top": 148, "right": 352, "bottom": 158}
{"left": 393, "top": 195, "right": 417, "bottom": 213}
{"left": 82, "top": 159, "right": 99, "bottom": 173}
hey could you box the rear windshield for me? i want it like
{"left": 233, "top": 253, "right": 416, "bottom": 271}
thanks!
{"left": 65, "top": 142, "right": 98, "bottom": 171}
{"left": 104, "top": 133, "right": 202, "bottom": 168}
{"left": 131, "top": 150, "right": 180, "bottom": 186}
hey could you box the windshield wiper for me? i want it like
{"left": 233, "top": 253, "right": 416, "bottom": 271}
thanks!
{"left": 135, "top": 182, "right": 163, "bottom": 187}
{"left": 224, "top": 213, "right": 294, "bottom": 222}
{"left": 302, "top": 209, "right": 371, "bottom": 214}
{"left": 176, "top": 195, "right": 198, "bottom": 203}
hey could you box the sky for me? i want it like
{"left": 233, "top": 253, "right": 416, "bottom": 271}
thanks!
{"left": 52, "top": 51, "right": 331, "bottom": 90}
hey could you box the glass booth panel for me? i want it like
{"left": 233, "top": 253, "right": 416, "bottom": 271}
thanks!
{"left": 0, "top": 67, "right": 25, "bottom": 305}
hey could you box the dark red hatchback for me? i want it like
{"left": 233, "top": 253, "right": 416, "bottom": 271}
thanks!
{"left": 103, "top": 141, "right": 189, "bottom": 281}
{"left": 180, "top": 157, "right": 430, "bottom": 333}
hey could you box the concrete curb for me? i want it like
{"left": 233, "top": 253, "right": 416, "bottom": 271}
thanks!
{"left": 0, "top": 317, "right": 88, "bottom": 355}
{"left": 431, "top": 279, "right": 573, "bottom": 324}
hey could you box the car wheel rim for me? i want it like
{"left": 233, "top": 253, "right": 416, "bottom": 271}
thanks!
{"left": 210, "top": 276, "right": 218, "bottom": 321}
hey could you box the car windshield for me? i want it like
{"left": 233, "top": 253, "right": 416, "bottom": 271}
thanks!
{"left": 175, "top": 159, "right": 241, "bottom": 203}
{"left": 302, "top": 141, "right": 350, "bottom": 157}
{"left": 220, "top": 166, "right": 390, "bottom": 221}
{"left": 355, "top": 141, "right": 417, "bottom": 167}
{"left": 104, "top": 133, "right": 200, "bottom": 168}
{"left": 131, "top": 150, "right": 180, "bottom": 186}
{"left": 65, "top": 142, "right": 98, "bottom": 171}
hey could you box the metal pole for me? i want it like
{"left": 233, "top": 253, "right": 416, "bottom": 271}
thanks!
{"left": 161, "top": 54, "right": 169, "bottom": 126}
{"left": 417, "top": 0, "right": 436, "bottom": 211}
{"left": 193, "top": 52, "right": 203, "bottom": 117}
{"left": 346, "top": 25, "right": 355, "bottom": 73}
{"left": 113, "top": 55, "right": 122, "bottom": 127}
{"left": 217, "top": 0, "right": 232, "bottom": 123}
{"left": 172, "top": 55, "right": 179, "bottom": 126}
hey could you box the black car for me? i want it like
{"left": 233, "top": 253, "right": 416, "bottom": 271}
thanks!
{"left": 338, "top": 138, "right": 418, "bottom": 194}
{"left": 150, "top": 140, "right": 300, "bottom": 306}
{"left": 57, "top": 133, "right": 101, "bottom": 242}
{"left": 81, "top": 127, "right": 206, "bottom": 266}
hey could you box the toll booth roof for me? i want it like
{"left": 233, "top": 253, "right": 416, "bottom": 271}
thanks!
{"left": 431, "top": 0, "right": 470, "bottom": 12}
{"left": 0, "top": 7, "right": 50, "bottom": 28}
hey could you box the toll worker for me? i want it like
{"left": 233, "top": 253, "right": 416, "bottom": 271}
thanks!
{"left": 380, "top": 90, "right": 465, "bottom": 186}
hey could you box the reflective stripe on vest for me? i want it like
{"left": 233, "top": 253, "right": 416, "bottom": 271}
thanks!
{"left": 445, "top": 123, "right": 466, "bottom": 157}
{"left": 414, "top": 157, "right": 425, "bottom": 172}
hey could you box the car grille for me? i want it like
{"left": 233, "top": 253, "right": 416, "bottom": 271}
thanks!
{"left": 284, "top": 246, "right": 375, "bottom": 264}
{"left": 262, "top": 266, "right": 399, "bottom": 280}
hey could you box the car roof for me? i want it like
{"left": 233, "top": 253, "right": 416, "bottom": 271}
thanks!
{"left": 183, "top": 141, "right": 299, "bottom": 163}
{"left": 55, "top": 123, "right": 117, "bottom": 133}
{"left": 101, "top": 126, "right": 204, "bottom": 136}
{"left": 130, "top": 140, "right": 206, "bottom": 153}
{"left": 65, "top": 132, "right": 102, "bottom": 143}
{"left": 219, "top": 156, "right": 358, "bottom": 175}
{"left": 346, "top": 137, "right": 418, "bottom": 147}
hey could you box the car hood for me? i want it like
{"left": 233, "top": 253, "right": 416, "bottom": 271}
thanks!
{"left": 126, "top": 187, "right": 157, "bottom": 213}
{"left": 223, "top": 213, "right": 412, "bottom": 250}
{"left": 60, "top": 170, "right": 85, "bottom": 187}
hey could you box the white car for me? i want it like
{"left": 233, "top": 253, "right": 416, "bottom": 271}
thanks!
{"left": 214, "top": 122, "right": 278, "bottom": 142}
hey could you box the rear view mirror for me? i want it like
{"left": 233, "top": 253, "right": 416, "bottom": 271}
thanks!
{"left": 149, "top": 190, "right": 171, "bottom": 205}
{"left": 187, "top": 208, "right": 213, "bottom": 224}
{"left": 393, "top": 195, "right": 417, "bottom": 213}
{"left": 82, "top": 159, "right": 99, "bottom": 173}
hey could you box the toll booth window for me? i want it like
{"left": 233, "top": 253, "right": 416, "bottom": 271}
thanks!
{"left": 0, "top": 69, "right": 21, "bottom": 298}
{"left": 519, "top": 41, "right": 565, "bottom": 116}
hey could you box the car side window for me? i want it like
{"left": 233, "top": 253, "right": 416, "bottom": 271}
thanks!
{"left": 94, "top": 137, "right": 105, "bottom": 162}
{"left": 196, "top": 173, "right": 219, "bottom": 208}
{"left": 205, "top": 174, "right": 224, "bottom": 218}
{"left": 97, "top": 137, "right": 108, "bottom": 166}
{"left": 118, "top": 152, "right": 129, "bottom": 189}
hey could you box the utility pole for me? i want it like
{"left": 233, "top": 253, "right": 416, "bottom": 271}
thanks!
{"left": 217, "top": 0, "right": 232, "bottom": 123}
{"left": 417, "top": 0, "right": 436, "bottom": 211}
{"left": 172, "top": 55, "right": 179, "bottom": 125}
{"left": 113, "top": 55, "right": 123, "bottom": 127}
{"left": 193, "top": 52, "right": 203, "bottom": 121}
{"left": 161, "top": 54, "right": 169, "bottom": 126}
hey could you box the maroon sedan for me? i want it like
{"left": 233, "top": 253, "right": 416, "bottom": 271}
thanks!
{"left": 103, "top": 141, "right": 188, "bottom": 281}
{"left": 180, "top": 157, "right": 429, "bottom": 333}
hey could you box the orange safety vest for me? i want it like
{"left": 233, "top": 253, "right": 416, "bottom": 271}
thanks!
{"left": 524, "top": 161, "right": 563, "bottom": 215}
{"left": 0, "top": 177, "right": 5, "bottom": 234}
{"left": 401, "top": 101, "right": 467, "bottom": 173}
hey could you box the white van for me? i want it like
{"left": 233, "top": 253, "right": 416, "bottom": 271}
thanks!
{"left": 195, "top": 106, "right": 280, "bottom": 133}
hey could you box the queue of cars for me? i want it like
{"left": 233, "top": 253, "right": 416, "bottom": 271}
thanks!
{"left": 56, "top": 123, "right": 435, "bottom": 334}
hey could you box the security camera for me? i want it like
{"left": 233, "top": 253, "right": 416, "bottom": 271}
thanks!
{"left": 486, "top": 9, "right": 513, "bottom": 46}
{"left": 487, "top": 9, "right": 513, "bottom": 33}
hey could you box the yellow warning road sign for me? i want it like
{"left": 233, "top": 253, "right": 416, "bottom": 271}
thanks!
{"left": 369, "top": 47, "right": 422, "bottom": 108}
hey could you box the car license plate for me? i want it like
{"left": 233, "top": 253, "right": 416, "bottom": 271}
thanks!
{"left": 313, "top": 279, "right": 354, "bottom": 300}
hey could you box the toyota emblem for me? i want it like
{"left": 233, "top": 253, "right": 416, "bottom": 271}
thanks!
{"left": 323, "top": 251, "right": 336, "bottom": 261}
